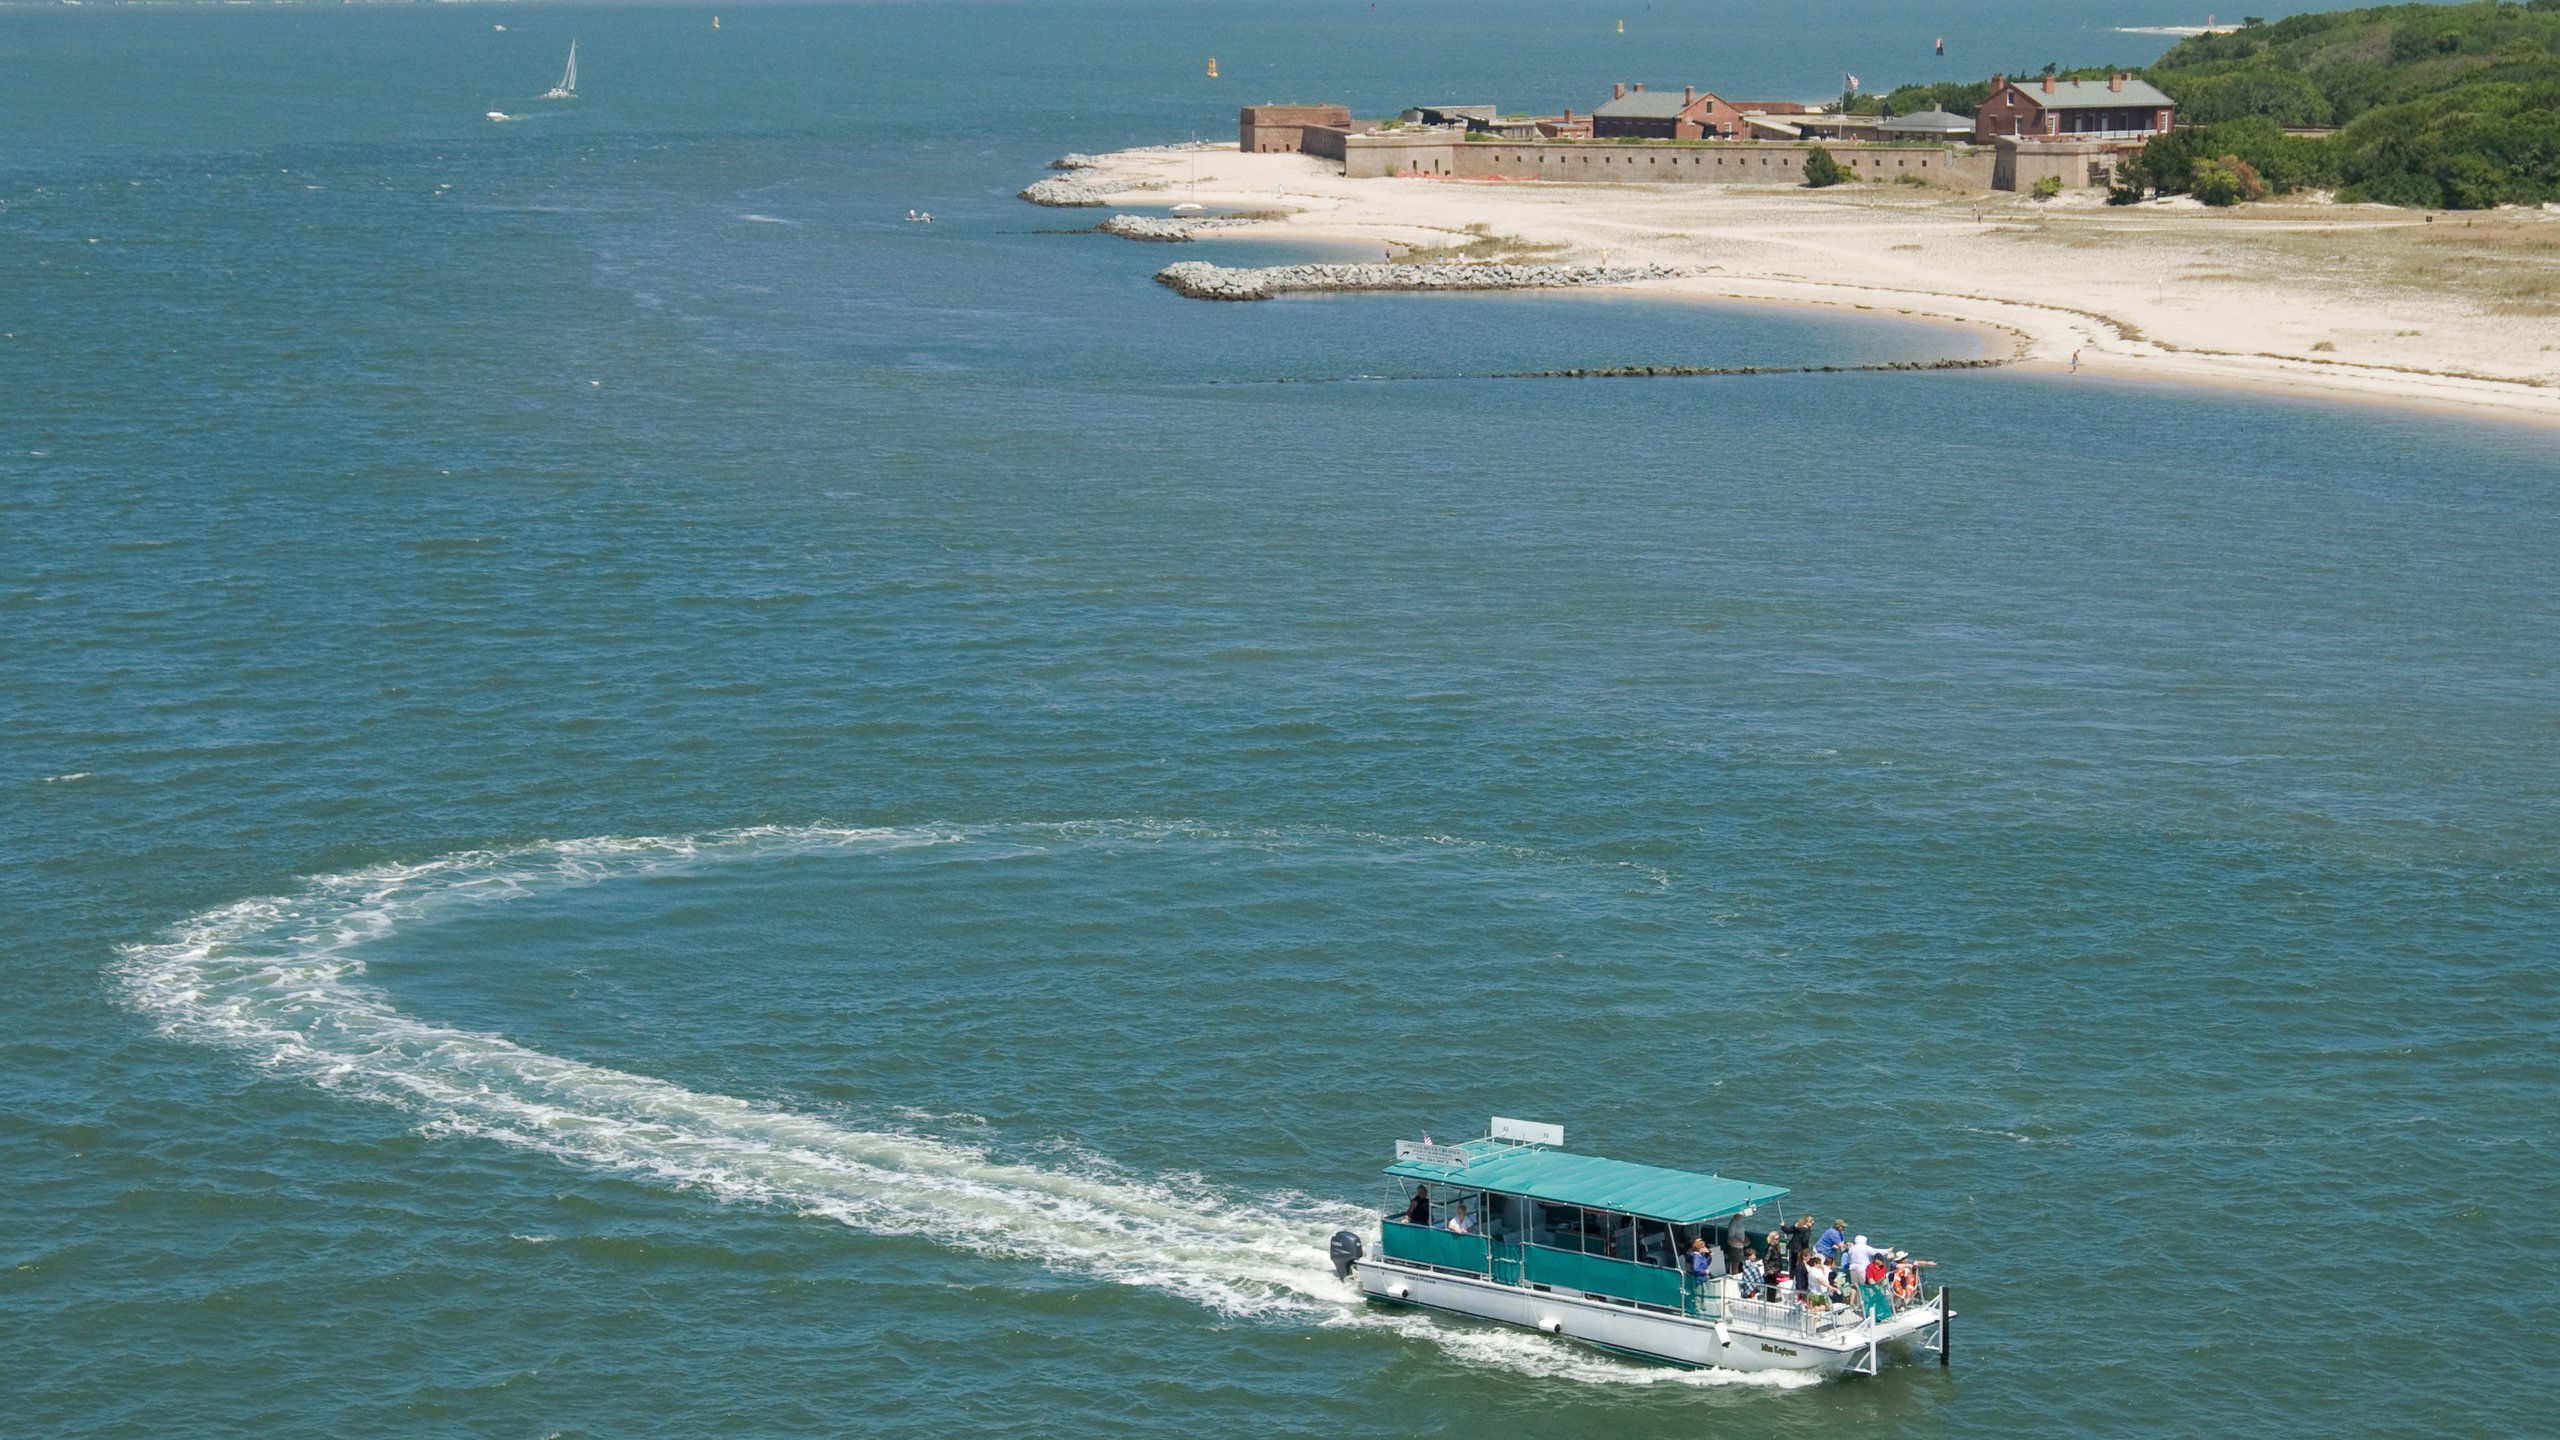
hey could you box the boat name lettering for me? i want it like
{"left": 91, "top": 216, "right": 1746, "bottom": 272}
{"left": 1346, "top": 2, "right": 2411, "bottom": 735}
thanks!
{"left": 1395, "top": 1140, "right": 1469, "bottom": 1167}
{"left": 1758, "top": 1343, "right": 1799, "bottom": 1357}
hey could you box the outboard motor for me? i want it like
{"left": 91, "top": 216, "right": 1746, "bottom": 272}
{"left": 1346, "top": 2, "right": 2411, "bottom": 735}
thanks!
{"left": 1329, "top": 1230, "right": 1364, "bottom": 1279}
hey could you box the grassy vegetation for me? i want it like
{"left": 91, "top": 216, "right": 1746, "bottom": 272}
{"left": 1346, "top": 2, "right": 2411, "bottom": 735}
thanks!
{"left": 1388, "top": 223, "right": 1569, "bottom": 265}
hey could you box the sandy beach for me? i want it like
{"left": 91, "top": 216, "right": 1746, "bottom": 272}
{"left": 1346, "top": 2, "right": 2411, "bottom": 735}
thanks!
{"left": 1081, "top": 145, "right": 2560, "bottom": 427}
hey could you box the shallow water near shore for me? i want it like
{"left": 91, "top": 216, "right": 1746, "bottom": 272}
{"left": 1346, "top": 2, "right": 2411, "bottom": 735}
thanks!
{"left": 6, "top": 4, "right": 2557, "bottom": 1437}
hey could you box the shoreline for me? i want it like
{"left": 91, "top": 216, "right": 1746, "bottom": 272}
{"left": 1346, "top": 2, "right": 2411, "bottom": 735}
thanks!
{"left": 1063, "top": 146, "right": 2560, "bottom": 429}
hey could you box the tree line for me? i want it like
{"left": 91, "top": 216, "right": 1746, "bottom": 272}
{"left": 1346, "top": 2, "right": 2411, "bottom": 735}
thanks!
{"left": 1850, "top": 2, "right": 2560, "bottom": 208}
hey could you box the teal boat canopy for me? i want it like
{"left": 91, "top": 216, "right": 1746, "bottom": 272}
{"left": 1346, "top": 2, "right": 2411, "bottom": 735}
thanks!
{"left": 1384, "top": 1138, "right": 1786, "bottom": 1225}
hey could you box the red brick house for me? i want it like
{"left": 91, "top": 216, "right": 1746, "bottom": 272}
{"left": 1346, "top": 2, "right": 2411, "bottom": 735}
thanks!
{"left": 1972, "top": 73, "right": 2175, "bottom": 142}
{"left": 1591, "top": 84, "right": 1719, "bottom": 140}
{"left": 1591, "top": 86, "right": 1824, "bottom": 142}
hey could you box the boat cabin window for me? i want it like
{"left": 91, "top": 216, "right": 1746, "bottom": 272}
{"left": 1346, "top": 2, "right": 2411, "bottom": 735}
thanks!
{"left": 1635, "top": 1218, "right": 1676, "bottom": 1268}
{"left": 1481, "top": 1192, "right": 1521, "bottom": 1242}
{"left": 1580, "top": 1209, "right": 1633, "bottom": 1259}
{"left": 1531, "top": 1200, "right": 1582, "bottom": 1250}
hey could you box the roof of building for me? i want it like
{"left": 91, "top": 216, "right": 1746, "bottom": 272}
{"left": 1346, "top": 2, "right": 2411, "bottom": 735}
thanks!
{"left": 1593, "top": 89, "right": 1698, "bottom": 120}
{"left": 1384, "top": 1141, "right": 1788, "bottom": 1224}
{"left": 1879, "top": 108, "right": 1978, "bottom": 134}
{"left": 2007, "top": 77, "right": 2176, "bottom": 110}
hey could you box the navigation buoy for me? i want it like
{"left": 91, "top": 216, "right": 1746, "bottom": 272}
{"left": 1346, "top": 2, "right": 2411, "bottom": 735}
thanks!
{"left": 1206, "top": 57, "right": 1219, "bottom": 78}
{"left": 1616, "top": 19, "right": 1624, "bottom": 32}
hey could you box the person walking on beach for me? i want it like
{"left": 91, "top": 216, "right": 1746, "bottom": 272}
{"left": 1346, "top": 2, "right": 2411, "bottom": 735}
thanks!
{"left": 2072, "top": 348, "right": 2082, "bottom": 374}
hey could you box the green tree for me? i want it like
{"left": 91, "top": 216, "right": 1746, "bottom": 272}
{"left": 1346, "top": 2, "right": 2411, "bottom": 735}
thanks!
{"left": 1802, "top": 146, "right": 1847, "bottom": 187}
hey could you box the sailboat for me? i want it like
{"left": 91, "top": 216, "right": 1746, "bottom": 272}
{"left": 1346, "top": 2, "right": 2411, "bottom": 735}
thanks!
{"left": 543, "top": 41, "right": 578, "bottom": 100}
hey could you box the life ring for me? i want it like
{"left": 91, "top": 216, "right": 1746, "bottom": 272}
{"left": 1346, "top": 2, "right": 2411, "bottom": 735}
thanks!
{"left": 1890, "top": 1266, "right": 1919, "bottom": 1303}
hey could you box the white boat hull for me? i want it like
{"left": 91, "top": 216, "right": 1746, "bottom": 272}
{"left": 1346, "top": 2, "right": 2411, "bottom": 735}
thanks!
{"left": 1352, "top": 1257, "right": 1943, "bottom": 1375}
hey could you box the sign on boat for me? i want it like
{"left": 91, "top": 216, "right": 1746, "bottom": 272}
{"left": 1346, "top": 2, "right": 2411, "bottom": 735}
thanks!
{"left": 1328, "top": 1118, "right": 1951, "bottom": 1377}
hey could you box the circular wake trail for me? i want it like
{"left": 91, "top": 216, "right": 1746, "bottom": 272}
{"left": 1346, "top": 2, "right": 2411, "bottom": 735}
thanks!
{"left": 116, "top": 823, "right": 1805, "bottom": 1388}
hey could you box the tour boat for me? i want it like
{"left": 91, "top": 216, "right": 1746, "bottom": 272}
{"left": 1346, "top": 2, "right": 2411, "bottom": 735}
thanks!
{"left": 543, "top": 41, "right": 578, "bottom": 101}
{"left": 1329, "top": 1118, "right": 1950, "bottom": 1377}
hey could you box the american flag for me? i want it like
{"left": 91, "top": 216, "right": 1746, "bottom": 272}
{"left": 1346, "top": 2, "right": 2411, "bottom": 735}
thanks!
{"left": 1845, "top": 73, "right": 1860, "bottom": 91}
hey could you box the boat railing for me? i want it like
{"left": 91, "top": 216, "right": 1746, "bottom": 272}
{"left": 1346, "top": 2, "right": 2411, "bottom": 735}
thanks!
{"left": 1683, "top": 1276, "right": 1943, "bottom": 1333}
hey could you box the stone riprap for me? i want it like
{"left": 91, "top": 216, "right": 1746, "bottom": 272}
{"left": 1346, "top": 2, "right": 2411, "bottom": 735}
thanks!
{"left": 1020, "top": 176, "right": 1113, "bottom": 207}
{"left": 1155, "top": 260, "right": 1687, "bottom": 301}
{"left": 1099, "top": 214, "right": 1255, "bottom": 243}
{"left": 1049, "top": 153, "right": 1102, "bottom": 171}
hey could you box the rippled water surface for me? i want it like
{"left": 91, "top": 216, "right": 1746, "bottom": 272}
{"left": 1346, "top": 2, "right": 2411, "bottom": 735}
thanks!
{"left": 5, "top": 4, "right": 2556, "bottom": 1437}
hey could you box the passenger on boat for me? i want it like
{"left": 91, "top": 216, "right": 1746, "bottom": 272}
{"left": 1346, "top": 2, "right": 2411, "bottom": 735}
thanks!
{"left": 1815, "top": 1219, "right": 1848, "bottom": 1261}
{"left": 1859, "top": 1253, "right": 1893, "bottom": 1319}
{"left": 1722, "top": 1215, "right": 1750, "bottom": 1272}
{"left": 1888, "top": 1250, "right": 1935, "bottom": 1304}
{"left": 1844, "top": 1233, "right": 1881, "bottom": 1279}
{"left": 1802, "top": 1253, "right": 1834, "bottom": 1309}
{"left": 1403, "top": 1186, "right": 1431, "bottom": 1226}
{"left": 1739, "top": 1248, "right": 1766, "bottom": 1300}
{"left": 1445, "top": 1202, "right": 1475, "bottom": 1234}
{"left": 1686, "top": 1237, "right": 1714, "bottom": 1282}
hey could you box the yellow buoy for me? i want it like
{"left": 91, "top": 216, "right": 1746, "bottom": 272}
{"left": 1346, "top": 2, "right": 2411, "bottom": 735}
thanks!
{"left": 1206, "top": 57, "right": 1219, "bottom": 78}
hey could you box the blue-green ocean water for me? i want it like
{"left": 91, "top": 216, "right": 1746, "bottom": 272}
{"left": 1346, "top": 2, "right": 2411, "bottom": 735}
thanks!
{"left": 6, "top": 4, "right": 2557, "bottom": 1436}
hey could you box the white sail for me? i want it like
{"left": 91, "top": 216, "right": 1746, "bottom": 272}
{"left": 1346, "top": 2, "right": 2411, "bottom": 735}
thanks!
{"left": 543, "top": 40, "right": 577, "bottom": 100}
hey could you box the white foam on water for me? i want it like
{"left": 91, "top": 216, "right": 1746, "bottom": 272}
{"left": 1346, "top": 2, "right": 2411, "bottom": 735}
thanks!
{"left": 117, "top": 822, "right": 1803, "bottom": 1389}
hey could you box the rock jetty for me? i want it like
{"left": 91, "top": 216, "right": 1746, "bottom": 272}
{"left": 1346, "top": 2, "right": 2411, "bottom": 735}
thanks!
{"left": 1100, "top": 214, "right": 1253, "bottom": 243}
{"left": 1155, "top": 260, "right": 1687, "bottom": 302}
{"left": 1020, "top": 176, "right": 1112, "bottom": 208}
{"left": 1049, "top": 154, "right": 1102, "bottom": 171}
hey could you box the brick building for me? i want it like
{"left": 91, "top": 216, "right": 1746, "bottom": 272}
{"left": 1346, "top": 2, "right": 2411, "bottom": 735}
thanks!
{"left": 1590, "top": 84, "right": 1718, "bottom": 140}
{"left": 1592, "top": 86, "right": 1823, "bottom": 141}
{"left": 1972, "top": 73, "right": 2175, "bottom": 142}
{"left": 1238, "top": 104, "right": 1355, "bottom": 154}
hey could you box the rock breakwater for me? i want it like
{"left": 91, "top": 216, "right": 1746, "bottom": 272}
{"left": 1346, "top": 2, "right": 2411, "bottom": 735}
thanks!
{"left": 1020, "top": 176, "right": 1112, "bottom": 208}
{"left": 1100, "top": 214, "right": 1254, "bottom": 243}
{"left": 1155, "top": 261, "right": 1686, "bottom": 301}
{"left": 1049, "top": 153, "right": 1102, "bottom": 171}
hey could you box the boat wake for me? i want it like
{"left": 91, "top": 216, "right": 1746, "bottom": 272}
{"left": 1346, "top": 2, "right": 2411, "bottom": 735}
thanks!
{"left": 117, "top": 822, "right": 1804, "bottom": 1389}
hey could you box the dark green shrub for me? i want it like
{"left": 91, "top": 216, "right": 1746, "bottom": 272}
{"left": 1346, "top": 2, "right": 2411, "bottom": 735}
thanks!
{"left": 1802, "top": 146, "right": 1846, "bottom": 187}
